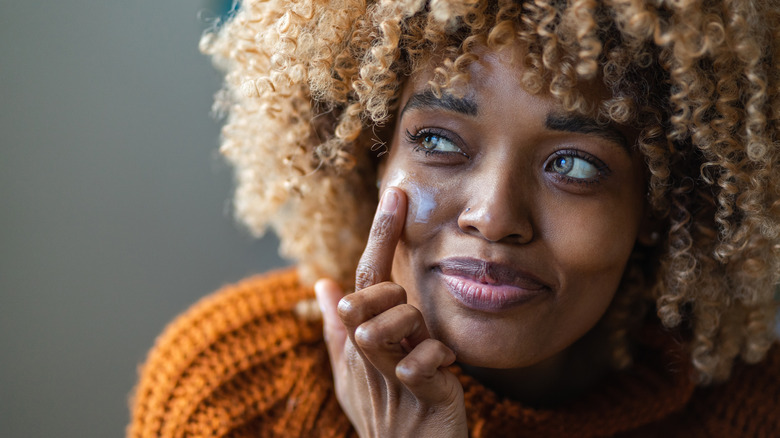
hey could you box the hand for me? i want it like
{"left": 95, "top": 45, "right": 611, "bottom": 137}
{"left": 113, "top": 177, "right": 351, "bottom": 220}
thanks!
{"left": 315, "top": 187, "right": 468, "bottom": 438}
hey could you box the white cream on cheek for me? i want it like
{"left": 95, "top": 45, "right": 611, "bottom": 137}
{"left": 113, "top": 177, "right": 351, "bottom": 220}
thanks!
{"left": 384, "top": 169, "right": 439, "bottom": 224}
{"left": 408, "top": 184, "right": 437, "bottom": 223}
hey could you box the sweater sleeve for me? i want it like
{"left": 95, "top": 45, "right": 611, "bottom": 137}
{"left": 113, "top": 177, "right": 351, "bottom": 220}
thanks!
{"left": 127, "top": 268, "right": 354, "bottom": 438}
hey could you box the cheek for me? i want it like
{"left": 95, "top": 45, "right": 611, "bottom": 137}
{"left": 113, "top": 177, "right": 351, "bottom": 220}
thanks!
{"left": 543, "top": 194, "right": 643, "bottom": 286}
{"left": 535, "top": 197, "right": 644, "bottom": 353}
{"left": 384, "top": 168, "right": 458, "bottom": 242}
{"left": 385, "top": 169, "right": 462, "bottom": 294}
{"left": 406, "top": 182, "right": 439, "bottom": 224}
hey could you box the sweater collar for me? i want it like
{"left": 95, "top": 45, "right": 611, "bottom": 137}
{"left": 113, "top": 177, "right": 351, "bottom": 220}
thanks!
{"left": 453, "top": 326, "right": 695, "bottom": 437}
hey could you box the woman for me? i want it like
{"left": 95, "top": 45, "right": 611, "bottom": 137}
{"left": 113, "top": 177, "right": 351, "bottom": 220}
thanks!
{"left": 129, "top": 0, "right": 780, "bottom": 436}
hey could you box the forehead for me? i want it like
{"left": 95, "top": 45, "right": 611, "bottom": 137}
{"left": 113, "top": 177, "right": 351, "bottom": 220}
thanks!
{"left": 399, "top": 46, "right": 611, "bottom": 113}
{"left": 394, "top": 46, "right": 633, "bottom": 152}
{"left": 397, "top": 48, "right": 636, "bottom": 154}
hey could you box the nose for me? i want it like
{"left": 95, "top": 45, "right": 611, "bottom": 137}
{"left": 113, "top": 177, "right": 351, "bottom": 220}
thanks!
{"left": 456, "top": 167, "right": 534, "bottom": 244}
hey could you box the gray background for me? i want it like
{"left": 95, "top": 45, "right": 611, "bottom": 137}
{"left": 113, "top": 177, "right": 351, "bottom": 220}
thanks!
{"left": 1, "top": 1, "right": 288, "bottom": 437}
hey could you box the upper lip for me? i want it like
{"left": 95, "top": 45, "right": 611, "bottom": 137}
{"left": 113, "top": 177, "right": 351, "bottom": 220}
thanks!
{"left": 437, "top": 257, "right": 552, "bottom": 291}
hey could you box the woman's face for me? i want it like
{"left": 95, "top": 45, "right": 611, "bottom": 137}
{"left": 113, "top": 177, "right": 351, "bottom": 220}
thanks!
{"left": 379, "top": 49, "right": 647, "bottom": 369}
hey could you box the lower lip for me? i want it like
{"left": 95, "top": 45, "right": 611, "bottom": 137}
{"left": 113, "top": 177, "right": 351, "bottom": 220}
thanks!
{"left": 439, "top": 273, "right": 549, "bottom": 312}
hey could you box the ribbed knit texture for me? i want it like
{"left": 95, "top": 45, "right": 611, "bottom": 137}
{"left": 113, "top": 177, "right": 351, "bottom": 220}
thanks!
{"left": 128, "top": 268, "right": 780, "bottom": 437}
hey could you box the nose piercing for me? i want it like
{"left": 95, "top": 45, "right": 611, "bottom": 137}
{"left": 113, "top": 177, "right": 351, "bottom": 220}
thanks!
{"left": 465, "top": 207, "right": 471, "bottom": 212}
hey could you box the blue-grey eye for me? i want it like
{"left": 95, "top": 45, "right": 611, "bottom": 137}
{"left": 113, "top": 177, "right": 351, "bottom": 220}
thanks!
{"left": 420, "top": 134, "right": 461, "bottom": 153}
{"left": 551, "top": 155, "right": 598, "bottom": 179}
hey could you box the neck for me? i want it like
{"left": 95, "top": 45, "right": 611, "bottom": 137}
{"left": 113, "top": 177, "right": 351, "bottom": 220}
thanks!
{"left": 458, "top": 327, "right": 614, "bottom": 408}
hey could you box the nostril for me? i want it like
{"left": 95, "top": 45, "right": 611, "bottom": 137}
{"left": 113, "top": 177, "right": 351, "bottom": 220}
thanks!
{"left": 457, "top": 205, "right": 533, "bottom": 244}
{"left": 503, "top": 232, "right": 529, "bottom": 244}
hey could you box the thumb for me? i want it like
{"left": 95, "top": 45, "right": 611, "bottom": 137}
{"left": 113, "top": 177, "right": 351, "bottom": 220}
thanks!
{"left": 315, "top": 278, "right": 347, "bottom": 365}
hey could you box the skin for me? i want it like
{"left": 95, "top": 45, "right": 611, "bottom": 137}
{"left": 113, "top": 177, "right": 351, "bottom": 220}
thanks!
{"left": 315, "top": 47, "right": 648, "bottom": 436}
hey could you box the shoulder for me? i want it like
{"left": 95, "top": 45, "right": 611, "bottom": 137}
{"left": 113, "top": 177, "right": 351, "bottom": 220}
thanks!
{"left": 128, "top": 268, "right": 354, "bottom": 437}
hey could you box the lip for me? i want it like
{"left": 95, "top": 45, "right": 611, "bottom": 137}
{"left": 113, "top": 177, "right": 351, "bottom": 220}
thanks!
{"left": 436, "top": 257, "right": 551, "bottom": 312}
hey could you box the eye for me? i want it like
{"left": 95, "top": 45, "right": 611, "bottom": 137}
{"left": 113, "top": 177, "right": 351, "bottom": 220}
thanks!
{"left": 405, "top": 129, "right": 466, "bottom": 156}
{"left": 551, "top": 155, "right": 597, "bottom": 178}
{"left": 419, "top": 134, "right": 460, "bottom": 153}
{"left": 546, "top": 150, "right": 608, "bottom": 183}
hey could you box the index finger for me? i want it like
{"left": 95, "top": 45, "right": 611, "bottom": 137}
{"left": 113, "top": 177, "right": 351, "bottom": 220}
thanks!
{"left": 355, "top": 187, "right": 407, "bottom": 290}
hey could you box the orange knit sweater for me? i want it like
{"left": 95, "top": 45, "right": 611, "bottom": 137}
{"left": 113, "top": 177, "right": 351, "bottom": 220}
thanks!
{"left": 128, "top": 268, "right": 780, "bottom": 437}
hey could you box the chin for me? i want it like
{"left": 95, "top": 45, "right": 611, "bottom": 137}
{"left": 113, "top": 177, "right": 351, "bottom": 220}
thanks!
{"left": 423, "top": 311, "right": 558, "bottom": 369}
{"left": 454, "top": 350, "right": 537, "bottom": 369}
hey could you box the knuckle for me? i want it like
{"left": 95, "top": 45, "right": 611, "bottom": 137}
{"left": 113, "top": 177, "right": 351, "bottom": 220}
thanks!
{"left": 393, "top": 304, "right": 421, "bottom": 334}
{"left": 388, "top": 283, "right": 408, "bottom": 302}
{"left": 354, "top": 323, "right": 381, "bottom": 351}
{"left": 337, "top": 295, "right": 360, "bottom": 326}
{"left": 399, "top": 302, "right": 420, "bottom": 320}
{"left": 396, "top": 358, "right": 433, "bottom": 387}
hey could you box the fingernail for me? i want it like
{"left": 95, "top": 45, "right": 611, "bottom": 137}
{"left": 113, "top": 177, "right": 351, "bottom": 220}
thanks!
{"left": 380, "top": 189, "right": 398, "bottom": 213}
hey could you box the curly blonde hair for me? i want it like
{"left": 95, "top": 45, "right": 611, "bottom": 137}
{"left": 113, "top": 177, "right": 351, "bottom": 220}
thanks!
{"left": 201, "top": 0, "right": 780, "bottom": 384}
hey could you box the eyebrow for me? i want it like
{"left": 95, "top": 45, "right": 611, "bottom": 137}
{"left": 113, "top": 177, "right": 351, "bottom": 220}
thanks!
{"left": 545, "top": 113, "right": 629, "bottom": 150}
{"left": 399, "top": 93, "right": 629, "bottom": 150}
{"left": 400, "top": 90, "right": 478, "bottom": 118}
